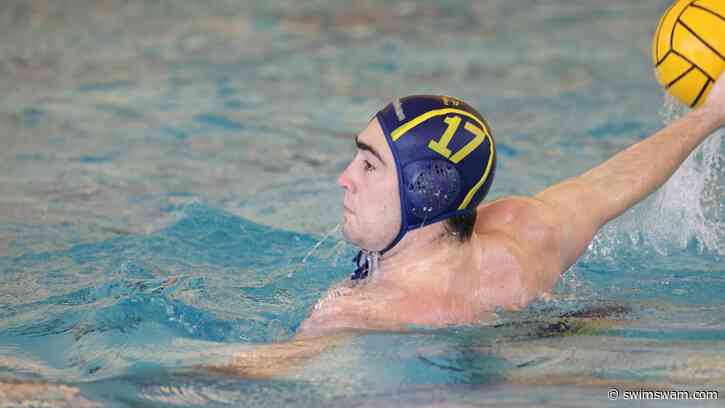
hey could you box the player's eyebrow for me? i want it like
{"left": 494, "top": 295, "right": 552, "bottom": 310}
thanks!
{"left": 355, "top": 135, "right": 386, "bottom": 167}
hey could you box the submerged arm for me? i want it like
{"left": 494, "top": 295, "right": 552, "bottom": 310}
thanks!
{"left": 202, "top": 285, "right": 399, "bottom": 378}
{"left": 201, "top": 279, "right": 422, "bottom": 378}
{"left": 203, "top": 331, "right": 353, "bottom": 379}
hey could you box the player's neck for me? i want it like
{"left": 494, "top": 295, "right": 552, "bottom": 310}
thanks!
{"left": 369, "top": 225, "right": 463, "bottom": 290}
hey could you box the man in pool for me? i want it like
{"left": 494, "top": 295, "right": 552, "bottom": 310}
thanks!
{"left": 210, "top": 73, "right": 725, "bottom": 377}
{"left": 295, "top": 72, "right": 725, "bottom": 338}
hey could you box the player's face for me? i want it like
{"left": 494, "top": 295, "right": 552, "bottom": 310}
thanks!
{"left": 337, "top": 118, "right": 401, "bottom": 251}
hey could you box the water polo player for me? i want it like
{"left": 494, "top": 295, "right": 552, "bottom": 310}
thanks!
{"left": 294, "top": 72, "right": 725, "bottom": 338}
{"left": 208, "top": 74, "right": 725, "bottom": 377}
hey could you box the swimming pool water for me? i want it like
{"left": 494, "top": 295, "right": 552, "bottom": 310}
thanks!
{"left": 1, "top": 0, "right": 724, "bottom": 406}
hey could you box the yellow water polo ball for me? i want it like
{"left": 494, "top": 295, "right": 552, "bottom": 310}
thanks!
{"left": 652, "top": 0, "right": 724, "bottom": 107}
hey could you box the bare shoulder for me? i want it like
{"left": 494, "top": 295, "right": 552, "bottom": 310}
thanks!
{"left": 475, "top": 196, "right": 561, "bottom": 260}
{"left": 475, "top": 195, "right": 558, "bottom": 234}
{"left": 466, "top": 196, "right": 563, "bottom": 308}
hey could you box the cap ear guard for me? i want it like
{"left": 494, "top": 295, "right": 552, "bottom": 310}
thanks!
{"left": 403, "top": 159, "right": 461, "bottom": 220}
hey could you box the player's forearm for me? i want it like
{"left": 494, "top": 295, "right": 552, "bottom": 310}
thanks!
{"left": 575, "top": 106, "right": 723, "bottom": 225}
{"left": 202, "top": 332, "right": 351, "bottom": 378}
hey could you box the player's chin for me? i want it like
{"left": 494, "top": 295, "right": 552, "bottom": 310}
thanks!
{"left": 340, "top": 219, "right": 354, "bottom": 243}
{"left": 341, "top": 220, "right": 365, "bottom": 247}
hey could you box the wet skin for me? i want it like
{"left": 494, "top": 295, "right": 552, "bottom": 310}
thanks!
{"left": 298, "top": 73, "right": 725, "bottom": 339}
{"left": 207, "top": 73, "right": 725, "bottom": 377}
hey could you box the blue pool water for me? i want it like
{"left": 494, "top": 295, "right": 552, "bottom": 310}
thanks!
{"left": 1, "top": 0, "right": 724, "bottom": 406}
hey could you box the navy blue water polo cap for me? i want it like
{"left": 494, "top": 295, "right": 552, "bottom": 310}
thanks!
{"left": 376, "top": 95, "right": 496, "bottom": 254}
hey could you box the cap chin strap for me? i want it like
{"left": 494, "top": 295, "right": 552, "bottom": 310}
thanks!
{"left": 350, "top": 249, "right": 370, "bottom": 281}
{"left": 350, "top": 226, "right": 406, "bottom": 281}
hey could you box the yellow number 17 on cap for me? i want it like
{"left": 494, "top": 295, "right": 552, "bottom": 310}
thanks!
{"left": 390, "top": 109, "right": 490, "bottom": 164}
{"left": 427, "top": 116, "right": 485, "bottom": 164}
{"left": 390, "top": 108, "right": 494, "bottom": 210}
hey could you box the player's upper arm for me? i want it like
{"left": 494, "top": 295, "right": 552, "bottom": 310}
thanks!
{"left": 533, "top": 176, "right": 609, "bottom": 269}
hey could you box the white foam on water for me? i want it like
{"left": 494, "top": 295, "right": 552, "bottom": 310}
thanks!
{"left": 636, "top": 95, "right": 724, "bottom": 256}
{"left": 588, "top": 94, "right": 725, "bottom": 259}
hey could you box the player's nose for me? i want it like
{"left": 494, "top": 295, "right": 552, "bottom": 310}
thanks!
{"left": 337, "top": 163, "right": 356, "bottom": 193}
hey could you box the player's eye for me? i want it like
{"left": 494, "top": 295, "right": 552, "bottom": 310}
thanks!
{"left": 363, "top": 160, "right": 375, "bottom": 173}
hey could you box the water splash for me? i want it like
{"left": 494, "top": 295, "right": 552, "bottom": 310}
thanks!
{"left": 292, "top": 223, "right": 342, "bottom": 278}
{"left": 660, "top": 93, "right": 690, "bottom": 126}
{"left": 635, "top": 94, "right": 724, "bottom": 256}
{"left": 588, "top": 94, "right": 724, "bottom": 259}
{"left": 639, "top": 128, "right": 723, "bottom": 255}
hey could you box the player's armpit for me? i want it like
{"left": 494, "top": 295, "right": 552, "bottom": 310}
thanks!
{"left": 474, "top": 197, "right": 572, "bottom": 299}
{"left": 534, "top": 178, "right": 605, "bottom": 270}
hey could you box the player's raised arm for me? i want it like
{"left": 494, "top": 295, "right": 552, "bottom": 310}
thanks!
{"left": 535, "top": 73, "right": 725, "bottom": 273}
